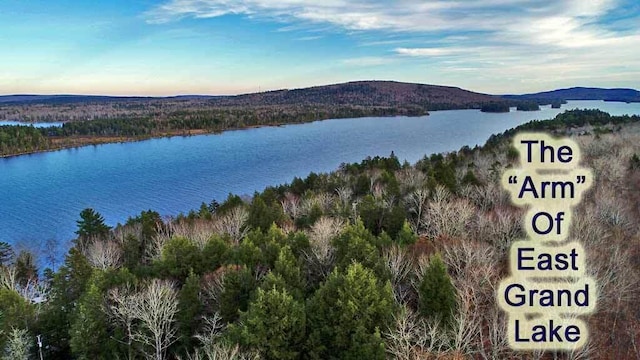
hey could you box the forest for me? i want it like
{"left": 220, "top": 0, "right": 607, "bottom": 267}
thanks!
{"left": 1, "top": 109, "right": 639, "bottom": 359}
{"left": 0, "top": 80, "right": 522, "bottom": 157}
{"left": 0, "top": 105, "right": 421, "bottom": 157}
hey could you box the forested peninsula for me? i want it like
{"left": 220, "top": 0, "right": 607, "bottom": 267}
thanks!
{"left": 1, "top": 109, "right": 639, "bottom": 359}
{"left": 0, "top": 81, "right": 513, "bottom": 157}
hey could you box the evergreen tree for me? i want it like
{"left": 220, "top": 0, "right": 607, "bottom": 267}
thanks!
{"left": 395, "top": 220, "right": 417, "bottom": 246}
{"left": 332, "top": 220, "right": 389, "bottom": 281}
{"left": 306, "top": 262, "right": 394, "bottom": 360}
{"left": 219, "top": 266, "right": 256, "bottom": 323}
{"left": 36, "top": 248, "right": 93, "bottom": 359}
{"left": 157, "top": 236, "right": 202, "bottom": 280}
{"left": 274, "top": 246, "right": 305, "bottom": 297}
{"left": 0, "top": 289, "right": 35, "bottom": 351}
{"left": 69, "top": 273, "right": 117, "bottom": 359}
{"left": 75, "top": 208, "right": 110, "bottom": 243}
{"left": 235, "top": 286, "right": 306, "bottom": 360}
{"left": 247, "top": 195, "right": 285, "bottom": 231}
{"left": 177, "top": 271, "right": 202, "bottom": 353}
{"left": 0, "top": 242, "right": 13, "bottom": 266}
{"left": 2, "top": 328, "right": 32, "bottom": 360}
{"left": 201, "top": 236, "right": 229, "bottom": 273}
{"left": 418, "top": 253, "right": 457, "bottom": 327}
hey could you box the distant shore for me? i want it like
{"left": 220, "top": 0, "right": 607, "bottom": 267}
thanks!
{"left": 0, "top": 113, "right": 425, "bottom": 159}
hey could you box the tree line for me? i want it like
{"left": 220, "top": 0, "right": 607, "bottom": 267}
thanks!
{"left": 0, "top": 105, "right": 426, "bottom": 157}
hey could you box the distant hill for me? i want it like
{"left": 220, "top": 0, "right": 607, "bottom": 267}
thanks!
{"left": 5, "top": 84, "right": 639, "bottom": 108}
{"left": 503, "top": 87, "right": 640, "bottom": 103}
{"left": 0, "top": 94, "right": 216, "bottom": 104}
{"left": 210, "top": 81, "right": 505, "bottom": 110}
{"left": 0, "top": 81, "right": 505, "bottom": 110}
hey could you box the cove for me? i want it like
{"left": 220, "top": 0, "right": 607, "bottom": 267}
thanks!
{"left": 1, "top": 100, "right": 640, "bottom": 251}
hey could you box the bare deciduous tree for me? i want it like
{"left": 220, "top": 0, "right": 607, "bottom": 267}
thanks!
{"left": 112, "top": 222, "right": 143, "bottom": 245}
{"left": 385, "top": 307, "right": 446, "bottom": 360}
{"left": 86, "top": 239, "right": 122, "bottom": 270}
{"left": 474, "top": 207, "right": 522, "bottom": 254}
{"left": 280, "top": 192, "right": 301, "bottom": 219}
{"left": 193, "top": 313, "right": 225, "bottom": 350}
{"left": 169, "top": 220, "right": 217, "bottom": 249}
{"left": 179, "top": 344, "right": 259, "bottom": 360}
{"left": 421, "top": 192, "right": 474, "bottom": 240}
{"left": 335, "top": 186, "right": 353, "bottom": 209}
{"left": 306, "top": 216, "right": 343, "bottom": 264}
{"left": 404, "top": 187, "right": 429, "bottom": 230}
{"left": 383, "top": 245, "right": 413, "bottom": 305}
{"left": 0, "top": 265, "right": 18, "bottom": 291}
{"left": 395, "top": 168, "right": 427, "bottom": 193}
{"left": 108, "top": 285, "right": 138, "bottom": 360}
{"left": 130, "top": 279, "right": 179, "bottom": 360}
{"left": 212, "top": 207, "right": 249, "bottom": 245}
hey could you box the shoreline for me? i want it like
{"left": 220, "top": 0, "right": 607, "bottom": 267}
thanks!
{"left": 0, "top": 113, "right": 428, "bottom": 159}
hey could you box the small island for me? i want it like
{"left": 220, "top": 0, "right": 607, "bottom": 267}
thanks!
{"left": 516, "top": 101, "right": 541, "bottom": 111}
{"left": 481, "top": 103, "right": 510, "bottom": 113}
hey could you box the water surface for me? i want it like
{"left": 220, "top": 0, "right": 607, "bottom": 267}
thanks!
{"left": 1, "top": 100, "right": 639, "bottom": 251}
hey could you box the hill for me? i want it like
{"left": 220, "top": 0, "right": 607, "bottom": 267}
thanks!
{"left": 0, "top": 94, "right": 217, "bottom": 104}
{"left": 213, "top": 81, "right": 505, "bottom": 110}
{"left": 503, "top": 87, "right": 640, "bottom": 103}
{"left": 0, "top": 81, "right": 504, "bottom": 110}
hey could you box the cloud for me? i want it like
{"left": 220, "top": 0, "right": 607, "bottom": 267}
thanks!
{"left": 145, "top": 0, "right": 630, "bottom": 45}
{"left": 296, "top": 35, "right": 323, "bottom": 41}
{"left": 144, "top": 0, "right": 640, "bottom": 92}
{"left": 341, "top": 56, "right": 393, "bottom": 66}
{"left": 395, "top": 47, "right": 463, "bottom": 57}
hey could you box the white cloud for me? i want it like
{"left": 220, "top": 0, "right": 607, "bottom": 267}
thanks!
{"left": 144, "top": 0, "right": 640, "bottom": 91}
{"left": 341, "top": 56, "right": 393, "bottom": 66}
{"left": 145, "top": 0, "right": 628, "bottom": 46}
{"left": 395, "top": 47, "right": 463, "bottom": 57}
{"left": 296, "top": 35, "right": 323, "bottom": 41}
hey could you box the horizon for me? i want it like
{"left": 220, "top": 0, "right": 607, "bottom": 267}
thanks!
{"left": 1, "top": 0, "right": 639, "bottom": 96}
{"left": 2, "top": 81, "right": 639, "bottom": 98}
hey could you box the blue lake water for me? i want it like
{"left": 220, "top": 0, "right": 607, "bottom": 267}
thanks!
{"left": 1, "top": 100, "right": 640, "bottom": 254}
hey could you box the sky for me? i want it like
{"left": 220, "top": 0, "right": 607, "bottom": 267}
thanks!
{"left": 1, "top": 0, "right": 639, "bottom": 96}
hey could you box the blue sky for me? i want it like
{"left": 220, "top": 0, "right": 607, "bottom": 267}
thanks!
{"left": 1, "top": 0, "right": 639, "bottom": 95}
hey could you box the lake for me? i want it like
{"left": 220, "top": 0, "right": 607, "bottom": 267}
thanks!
{"left": 1, "top": 100, "right": 640, "bottom": 256}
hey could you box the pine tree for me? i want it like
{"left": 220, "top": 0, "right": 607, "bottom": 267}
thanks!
{"left": 69, "top": 273, "right": 117, "bottom": 360}
{"left": 306, "top": 262, "right": 394, "bottom": 360}
{"left": 38, "top": 248, "right": 94, "bottom": 359}
{"left": 332, "top": 220, "right": 389, "bottom": 281}
{"left": 219, "top": 266, "right": 256, "bottom": 323}
{"left": 75, "top": 208, "right": 110, "bottom": 244}
{"left": 0, "top": 242, "right": 13, "bottom": 266}
{"left": 0, "top": 289, "right": 35, "bottom": 352}
{"left": 395, "top": 220, "right": 417, "bottom": 246}
{"left": 236, "top": 286, "right": 306, "bottom": 360}
{"left": 272, "top": 246, "right": 305, "bottom": 299}
{"left": 177, "top": 271, "right": 202, "bottom": 353}
{"left": 418, "top": 253, "right": 457, "bottom": 326}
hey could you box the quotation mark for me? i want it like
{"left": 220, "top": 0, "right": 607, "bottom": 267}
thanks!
{"left": 576, "top": 175, "right": 586, "bottom": 184}
{"left": 509, "top": 175, "right": 518, "bottom": 184}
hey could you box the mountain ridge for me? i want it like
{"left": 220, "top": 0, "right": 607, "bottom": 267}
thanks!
{"left": 0, "top": 81, "right": 504, "bottom": 108}
{"left": 3, "top": 82, "right": 638, "bottom": 107}
{"left": 503, "top": 86, "right": 640, "bottom": 103}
